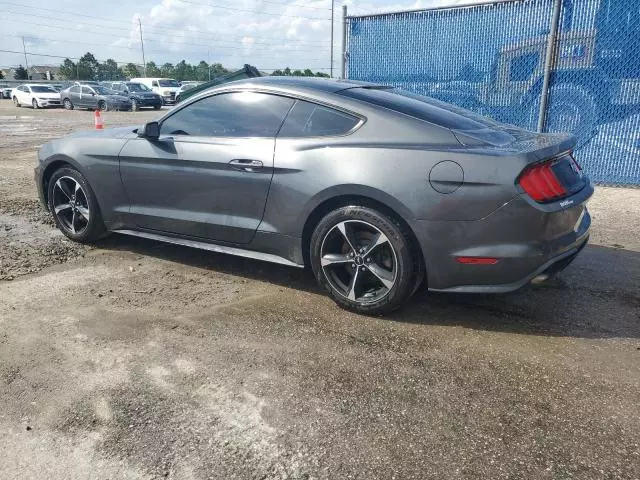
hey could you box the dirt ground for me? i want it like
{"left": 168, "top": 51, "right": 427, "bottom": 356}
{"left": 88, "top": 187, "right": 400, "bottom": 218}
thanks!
{"left": 0, "top": 100, "right": 639, "bottom": 480}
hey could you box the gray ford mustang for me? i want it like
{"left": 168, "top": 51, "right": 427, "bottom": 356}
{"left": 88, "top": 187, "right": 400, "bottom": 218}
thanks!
{"left": 35, "top": 77, "right": 592, "bottom": 314}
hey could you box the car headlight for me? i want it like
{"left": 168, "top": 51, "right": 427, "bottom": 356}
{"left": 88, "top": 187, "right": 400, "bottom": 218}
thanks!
{"left": 163, "top": 90, "right": 171, "bottom": 96}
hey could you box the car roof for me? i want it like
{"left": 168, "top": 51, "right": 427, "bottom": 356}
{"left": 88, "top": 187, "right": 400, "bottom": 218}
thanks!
{"left": 207, "top": 76, "right": 387, "bottom": 94}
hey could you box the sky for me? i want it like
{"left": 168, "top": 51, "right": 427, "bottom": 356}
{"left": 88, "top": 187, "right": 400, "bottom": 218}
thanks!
{"left": 0, "top": 0, "right": 493, "bottom": 74}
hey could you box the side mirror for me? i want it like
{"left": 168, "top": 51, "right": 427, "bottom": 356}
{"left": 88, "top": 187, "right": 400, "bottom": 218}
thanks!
{"left": 139, "top": 121, "right": 160, "bottom": 140}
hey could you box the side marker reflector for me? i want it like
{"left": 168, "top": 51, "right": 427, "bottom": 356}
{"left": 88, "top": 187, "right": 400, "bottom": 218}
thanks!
{"left": 456, "top": 257, "right": 499, "bottom": 265}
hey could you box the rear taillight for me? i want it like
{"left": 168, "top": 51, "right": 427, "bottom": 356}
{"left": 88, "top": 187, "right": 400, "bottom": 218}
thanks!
{"left": 518, "top": 161, "right": 567, "bottom": 202}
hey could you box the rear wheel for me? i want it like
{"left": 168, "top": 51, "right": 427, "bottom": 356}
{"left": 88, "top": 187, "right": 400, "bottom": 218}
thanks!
{"left": 153, "top": 104, "right": 161, "bottom": 110}
{"left": 47, "top": 167, "right": 107, "bottom": 243}
{"left": 63, "top": 98, "right": 74, "bottom": 110}
{"left": 310, "top": 206, "right": 420, "bottom": 315}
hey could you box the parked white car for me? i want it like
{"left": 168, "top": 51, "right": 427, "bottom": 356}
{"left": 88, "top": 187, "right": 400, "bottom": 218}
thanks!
{"left": 12, "top": 84, "right": 61, "bottom": 108}
{"left": 130, "top": 77, "right": 180, "bottom": 105}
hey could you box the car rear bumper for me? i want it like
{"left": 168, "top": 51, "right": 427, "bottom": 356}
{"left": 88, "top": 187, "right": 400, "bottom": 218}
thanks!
{"left": 414, "top": 189, "right": 592, "bottom": 292}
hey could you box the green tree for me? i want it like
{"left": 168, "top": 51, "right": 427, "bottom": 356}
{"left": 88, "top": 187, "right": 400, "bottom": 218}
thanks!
{"left": 195, "top": 60, "right": 209, "bottom": 81}
{"left": 292, "top": 69, "right": 304, "bottom": 76}
{"left": 303, "top": 69, "right": 314, "bottom": 77}
{"left": 77, "top": 52, "right": 99, "bottom": 80}
{"left": 174, "top": 60, "right": 191, "bottom": 81}
{"left": 315, "top": 71, "right": 330, "bottom": 78}
{"left": 123, "top": 63, "right": 140, "bottom": 79}
{"left": 0, "top": 70, "right": 4, "bottom": 80}
{"left": 209, "top": 63, "right": 228, "bottom": 78}
{"left": 146, "top": 61, "right": 161, "bottom": 77}
{"left": 97, "top": 59, "right": 122, "bottom": 81}
{"left": 283, "top": 67, "right": 291, "bottom": 76}
{"left": 271, "top": 69, "right": 283, "bottom": 76}
{"left": 161, "top": 63, "right": 175, "bottom": 78}
{"left": 14, "top": 65, "right": 28, "bottom": 80}
{"left": 59, "top": 58, "right": 76, "bottom": 79}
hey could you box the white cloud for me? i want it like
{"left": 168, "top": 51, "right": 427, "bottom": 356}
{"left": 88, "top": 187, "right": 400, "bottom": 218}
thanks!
{"left": 0, "top": 0, "right": 497, "bottom": 73}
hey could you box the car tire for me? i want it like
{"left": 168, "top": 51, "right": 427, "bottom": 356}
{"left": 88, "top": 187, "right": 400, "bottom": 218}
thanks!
{"left": 63, "top": 98, "right": 74, "bottom": 110}
{"left": 153, "top": 105, "right": 161, "bottom": 110}
{"left": 310, "top": 206, "right": 421, "bottom": 315}
{"left": 32, "top": 98, "right": 39, "bottom": 109}
{"left": 98, "top": 100, "right": 107, "bottom": 112}
{"left": 47, "top": 167, "right": 107, "bottom": 243}
{"left": 131, "top": 99, "right": 139, "bottom": 111}
{"left": 13, "top": 96, "right": 20, "bottom": 107}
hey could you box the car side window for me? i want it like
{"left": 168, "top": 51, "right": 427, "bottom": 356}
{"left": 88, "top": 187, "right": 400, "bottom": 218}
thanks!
{"left": 81, "top": 86, "right": 93, "bottom": 94}
{"left": 160, "top": 92, "right": 294, "bottom": 137}
{"left": 152, "top": 81, "right": 159, "bottom": 87}
{"left": 278, "top": 100, "right": 360, "bottom": 137}
{"left": 70, "top": 86, "right": 80, "bottom": 94}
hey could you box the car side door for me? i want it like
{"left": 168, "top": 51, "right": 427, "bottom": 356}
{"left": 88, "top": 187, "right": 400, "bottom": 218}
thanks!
{"left": 80, "top": 86, "right": 97, "bottom": 108}
{"left": 16, "top": 85, "right": 28, "bottom": 104}
{"left": 118, "top": 91, "right": 295, "bottom": 244}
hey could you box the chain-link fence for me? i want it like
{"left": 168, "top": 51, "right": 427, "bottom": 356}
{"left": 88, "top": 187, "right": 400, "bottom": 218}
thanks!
{"left": 345, "top": 0, "right": 640, "bottom": 186}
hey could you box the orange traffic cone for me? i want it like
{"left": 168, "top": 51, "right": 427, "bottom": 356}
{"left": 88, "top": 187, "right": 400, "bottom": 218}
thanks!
{"left": 94, "top": 109, "right": 104, "bottom": 130}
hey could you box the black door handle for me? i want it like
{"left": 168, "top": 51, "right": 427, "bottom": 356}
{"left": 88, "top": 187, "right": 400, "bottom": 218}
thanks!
{"left": 229, "top": 159, "right": 263, "bottom": 172}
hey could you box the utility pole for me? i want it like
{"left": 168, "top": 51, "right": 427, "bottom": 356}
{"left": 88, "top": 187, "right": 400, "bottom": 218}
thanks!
{"left": 21, "top": 36, "right": 29, "bottom": 78}
{"left": 330, "top": 0, "right": 334, "bottom": 78}
{"left": 341, "top": 5, "right": 347, "bottom": 79}
{"left": 138, "top": 18, "right": 147, "bottom": 77}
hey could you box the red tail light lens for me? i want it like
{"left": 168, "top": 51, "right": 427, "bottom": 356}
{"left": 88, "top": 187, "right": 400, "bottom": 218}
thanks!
{"left": 518, "top": 161, "right": 567, "bottom": 202}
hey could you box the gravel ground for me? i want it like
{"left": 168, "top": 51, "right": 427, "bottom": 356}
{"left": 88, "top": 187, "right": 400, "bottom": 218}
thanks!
{"left": 0, "top": 101, "right": 639, "bottom": 480}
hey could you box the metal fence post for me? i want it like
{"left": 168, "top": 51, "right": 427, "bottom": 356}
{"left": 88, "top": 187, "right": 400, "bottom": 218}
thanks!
{"left": 537, "top": 0, "right": 563, "bottom": 132}
{"left": 342, "top": 5, "right": 348, "bottom": 79}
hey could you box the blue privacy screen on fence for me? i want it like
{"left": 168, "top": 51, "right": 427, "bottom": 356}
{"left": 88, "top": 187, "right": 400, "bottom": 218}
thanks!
{"left": 346, "top": 0, "right": 640, "bottom": 186}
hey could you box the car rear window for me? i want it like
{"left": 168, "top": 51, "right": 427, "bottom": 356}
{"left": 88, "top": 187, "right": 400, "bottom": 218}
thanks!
{"left": 338, "top": 87, "right": 499, "bottom": 131}
{"left": 278, "top": 100, "right": 360, "bottom": 137}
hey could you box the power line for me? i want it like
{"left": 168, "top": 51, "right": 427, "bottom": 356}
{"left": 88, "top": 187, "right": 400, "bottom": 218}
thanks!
{"left": 169, "top": 0, "right": 331, "bottom": 20}
{"left": 6, "top": 10, "right": 332, "bottom": 46}
{"left": 4, "top": 30, "right": 326, "bottom": 58}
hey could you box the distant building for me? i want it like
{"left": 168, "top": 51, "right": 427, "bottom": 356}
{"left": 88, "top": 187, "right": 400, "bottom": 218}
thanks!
{"left": 0, "top": 65, "right": 60, "bottom": 80}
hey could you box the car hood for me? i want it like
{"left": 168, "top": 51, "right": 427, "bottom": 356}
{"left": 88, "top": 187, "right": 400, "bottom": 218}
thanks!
{"left": 34, "top": 92, "right": 60, "bottom": 99}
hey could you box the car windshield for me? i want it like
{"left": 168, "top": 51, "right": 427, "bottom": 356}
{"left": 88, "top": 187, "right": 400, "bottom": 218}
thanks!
{"left": 31, "top": 86, "right": 57, "bottom": 93}
{"left": 128, "top": 83, "right": 151, "bottom": 92}
{"left": 158, "top": 79, "right": 180, "bottom": 87}
{"left": 94, "top": 86, "right": 117, "bottom": 95}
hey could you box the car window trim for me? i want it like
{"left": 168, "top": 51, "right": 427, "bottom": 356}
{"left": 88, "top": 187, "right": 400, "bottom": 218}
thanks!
{"left": 158, "top": 90, "right": 296, "bottom": 140}
{"left": 157, "top": 88, "right": 366, "bottom": 140}
{"left": 276, "top": 99, "right": 365, "bottom": 139}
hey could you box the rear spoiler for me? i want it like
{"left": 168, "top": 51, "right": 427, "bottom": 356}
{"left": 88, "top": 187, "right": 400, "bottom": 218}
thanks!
{"left": 176, "top": 64, "right": 262, "bottom": 103}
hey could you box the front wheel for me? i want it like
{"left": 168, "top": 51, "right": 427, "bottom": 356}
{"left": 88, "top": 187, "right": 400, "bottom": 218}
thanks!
{"left": 131, "top": 99, "right": 138, "bottom": 111}
{"left": 32, "top": 98, "right": 39, "bottom": 109}
{"left": 13, "top": 96, "right": 20, "bottom": 107}
{"left": 310, "top": 206, "right": 421, "bottom": 315}
{"left": 63, "top": 98, "right": 74, "bottom": 110}
{"left": 47, "top": 167, "right": 107, "bottom": 243}
{"left": 98, "top": 100, "right": 107, "bottom": 112}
